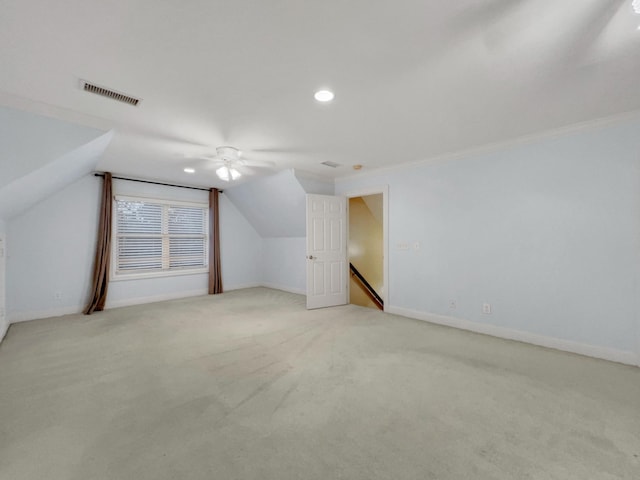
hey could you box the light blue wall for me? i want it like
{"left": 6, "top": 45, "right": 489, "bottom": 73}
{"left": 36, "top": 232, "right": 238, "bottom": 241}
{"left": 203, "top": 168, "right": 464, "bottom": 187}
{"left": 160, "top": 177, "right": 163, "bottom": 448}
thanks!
{"left": 337, "top": 118, "right": 640, "bottom": 359}
{"left": 7, "top": 175, "right": 100, "bottom": 320}
{"left": 219, "top": 194, "right": 262, "bottom": 290}
{"left": 6, "top": 174, "right": 262, "bottom": 321}
{"left": 261, "top": 237, "right": 306, "bottom": 294}
{"left": 224, "top": 169, "right": 332, "bottom": 294}
{"left": 224, "top": 170, "right": 307, "bottom": 237}
{"left": 0, "top": 219, "right": 6, "bottom": 342}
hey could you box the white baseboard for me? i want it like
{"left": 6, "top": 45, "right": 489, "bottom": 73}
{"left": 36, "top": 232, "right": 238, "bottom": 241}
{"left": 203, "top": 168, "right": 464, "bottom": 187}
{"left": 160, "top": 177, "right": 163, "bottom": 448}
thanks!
{"left": 10, "top": 291, "right": 633, "bottom": 367}
{"left": 386, "top": 306, "right": 639, "bottom": 367}
{"left": 5, "top": 285, "right": 265, "bottom": 325}
{"left": 9, "top": 305, "right": 84, "bottom": 324}
{"left": 260, "top": 282, "right": 305, "bottom": 295}
{"left": 0, "top": 320, "right": 8, "bottom": 343}
{"left": 225, "top": 283, "right": 263, "bottom": 291}
{"left": 106, "top": 288, "right": 208, "bottom": 309}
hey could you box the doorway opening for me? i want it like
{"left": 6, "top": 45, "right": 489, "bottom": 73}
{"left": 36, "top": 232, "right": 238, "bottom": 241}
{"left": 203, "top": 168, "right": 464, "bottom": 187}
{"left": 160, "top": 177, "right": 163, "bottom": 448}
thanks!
{"left": 348, "top": 193, "right": 384, "bottom": 310}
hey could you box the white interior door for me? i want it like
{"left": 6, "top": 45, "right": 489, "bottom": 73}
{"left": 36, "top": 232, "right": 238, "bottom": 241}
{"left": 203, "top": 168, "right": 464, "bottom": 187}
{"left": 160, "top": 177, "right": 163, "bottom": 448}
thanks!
{"left": 306, "top": 194, "right": 347, "bottom": 309}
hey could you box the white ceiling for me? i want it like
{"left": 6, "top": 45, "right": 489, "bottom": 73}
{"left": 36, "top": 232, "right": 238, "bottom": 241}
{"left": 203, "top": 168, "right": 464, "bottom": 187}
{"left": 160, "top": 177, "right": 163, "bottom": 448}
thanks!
{"left": 1, "top": 0, "right": 639, "bottom": 187}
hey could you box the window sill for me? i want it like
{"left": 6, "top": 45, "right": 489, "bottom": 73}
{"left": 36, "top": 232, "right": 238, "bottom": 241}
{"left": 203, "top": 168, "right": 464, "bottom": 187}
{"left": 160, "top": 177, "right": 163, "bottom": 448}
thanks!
{"left": 110, "top": 268, "right": 209, "bottom": 282}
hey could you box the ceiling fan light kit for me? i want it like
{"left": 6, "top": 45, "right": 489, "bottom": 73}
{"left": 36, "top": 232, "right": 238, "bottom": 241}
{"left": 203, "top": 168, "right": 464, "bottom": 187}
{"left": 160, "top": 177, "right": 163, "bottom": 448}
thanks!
{"left": 213, "top": 146, "right": 243, "bottom": 181}
{"left": 216, "top": 165, "right": 241, "bottom": 182}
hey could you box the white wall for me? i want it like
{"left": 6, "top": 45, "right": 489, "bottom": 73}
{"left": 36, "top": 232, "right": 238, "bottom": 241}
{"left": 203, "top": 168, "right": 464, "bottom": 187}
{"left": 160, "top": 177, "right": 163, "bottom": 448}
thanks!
{"left": 337, "top": 117, "right": 640, "bottom": 366}
{"left": 6, "top": 174, "right": 263, "bottom": 321}
{"left": 261, "top": 237, "right": 306, "bottom": 294}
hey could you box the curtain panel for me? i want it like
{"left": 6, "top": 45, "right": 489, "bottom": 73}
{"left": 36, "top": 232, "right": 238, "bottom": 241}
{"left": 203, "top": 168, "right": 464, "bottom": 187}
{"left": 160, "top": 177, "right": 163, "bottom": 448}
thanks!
{"left": 84, "top": 172, "right": 113, "bottom": 314}
{"left": 209, "top": 188, "right": 223, "bottom": 294}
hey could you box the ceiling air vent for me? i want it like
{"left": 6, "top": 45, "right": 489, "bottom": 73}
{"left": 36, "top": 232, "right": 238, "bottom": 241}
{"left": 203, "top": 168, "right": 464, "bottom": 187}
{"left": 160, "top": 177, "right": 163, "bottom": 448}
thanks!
{"left": 321, "top": 161, "right": 341, "bottom": 168}
{"left": 81, "top": 80, "right": 141, "bottom": 106}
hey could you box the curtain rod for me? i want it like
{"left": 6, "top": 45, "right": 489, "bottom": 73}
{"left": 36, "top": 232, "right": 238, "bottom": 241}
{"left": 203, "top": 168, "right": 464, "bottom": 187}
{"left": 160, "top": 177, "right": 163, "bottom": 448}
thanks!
{"left": 93, "top": 173, "right": 222, "bottom": 193}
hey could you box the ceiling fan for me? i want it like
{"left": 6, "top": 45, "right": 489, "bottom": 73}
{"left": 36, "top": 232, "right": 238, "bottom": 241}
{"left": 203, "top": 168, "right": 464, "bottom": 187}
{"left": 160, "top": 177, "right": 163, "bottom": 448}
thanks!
{"left": 190, "top": 146, "right": 276, "bottom": 182}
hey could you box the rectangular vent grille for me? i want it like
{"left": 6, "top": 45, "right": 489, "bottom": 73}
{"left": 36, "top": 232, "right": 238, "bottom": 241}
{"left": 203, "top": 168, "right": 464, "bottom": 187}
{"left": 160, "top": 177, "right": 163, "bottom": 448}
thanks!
{"left": 321, "top": 161, "right": 341, "bottom": 168}
{"left": 81, "top": 80, "right": 141, "bottom": 106}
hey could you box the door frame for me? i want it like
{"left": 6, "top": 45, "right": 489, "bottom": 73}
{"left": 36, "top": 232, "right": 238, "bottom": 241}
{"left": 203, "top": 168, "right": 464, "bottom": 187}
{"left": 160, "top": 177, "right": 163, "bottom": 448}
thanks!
{"left": 343, "top": 185, "right": 389, "bottom": 312}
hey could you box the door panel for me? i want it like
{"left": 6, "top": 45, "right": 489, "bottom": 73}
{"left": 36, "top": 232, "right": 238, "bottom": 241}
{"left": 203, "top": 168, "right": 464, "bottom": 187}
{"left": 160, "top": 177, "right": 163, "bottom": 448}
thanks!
{"left": 306, "top": 194, "right": 347, "bottom": 309}
{"left": 313, "top": 263, "right": 325, "bottom": 295}
{"left": 330, "top": 262, "right": 342, "bottom": 294}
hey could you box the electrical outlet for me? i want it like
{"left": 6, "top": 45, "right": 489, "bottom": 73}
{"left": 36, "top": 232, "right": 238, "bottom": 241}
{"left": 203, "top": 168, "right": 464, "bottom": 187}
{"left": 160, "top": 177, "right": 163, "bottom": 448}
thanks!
{"left": 449, "top": 300, "right": 456, "bottom": 310}
{"left": 54, "top": 292, "right": 63, "bottom": 301}
{"left": 482, "top": 303, "right": 492, "bottom": 314}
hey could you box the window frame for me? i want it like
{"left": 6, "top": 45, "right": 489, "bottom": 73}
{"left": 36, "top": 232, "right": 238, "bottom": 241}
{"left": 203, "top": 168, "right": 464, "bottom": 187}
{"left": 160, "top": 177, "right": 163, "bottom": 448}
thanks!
{"left": 111, "top": 194, "right": 209, "bottom": 281}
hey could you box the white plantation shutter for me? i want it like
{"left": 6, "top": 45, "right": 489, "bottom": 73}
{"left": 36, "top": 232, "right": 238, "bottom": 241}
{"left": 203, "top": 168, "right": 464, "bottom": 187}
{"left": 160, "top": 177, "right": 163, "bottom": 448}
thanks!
{"left": 168, "top": 206, "right": 207, "bottom": 269}
{"left": 114, "top": 197, "right": 208, "bottom": 277}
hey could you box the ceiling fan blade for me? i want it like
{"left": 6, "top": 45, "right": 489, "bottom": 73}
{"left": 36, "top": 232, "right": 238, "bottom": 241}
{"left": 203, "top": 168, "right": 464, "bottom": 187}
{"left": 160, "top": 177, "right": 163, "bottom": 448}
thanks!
{"left": 188, "top": 155, "right": 221, "bottom": 162}
{"left": 240, "top": 157, "right": 277, "bottom": 168}
{"left": 179, "top": 157, "right": 222, "bottom": 172}
{"left": 248, "top": 147, "right": 317, "bottom": 155}
{"left": 238, "top": 165, "right": 277, "bottom": 176}
{"left": 179, "top": 144, "right": 281, "bottom": 177}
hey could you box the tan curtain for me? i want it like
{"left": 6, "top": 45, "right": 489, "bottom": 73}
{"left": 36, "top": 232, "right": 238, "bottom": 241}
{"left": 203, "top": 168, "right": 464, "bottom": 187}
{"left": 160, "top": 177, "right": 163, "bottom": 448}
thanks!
{"left": 209, "top": 188, "right": 223, "bottom": 294}
{"left": 84, "top": 173, "right": 113, "bottom": 314}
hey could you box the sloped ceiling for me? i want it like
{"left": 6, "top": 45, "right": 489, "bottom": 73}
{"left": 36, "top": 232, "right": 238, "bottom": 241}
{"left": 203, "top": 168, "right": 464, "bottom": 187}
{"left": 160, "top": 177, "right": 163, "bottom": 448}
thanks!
{"left": 224, "top": 170, "right": 307, "bottom": 238}
{"left": 224, "top": 169, "right": 334, "bottom": 238}
{"left": 361, "top": 194, "right": 383, "bottom": 226}
{"left": 0, "top": 107, "right": 106, "bottom": 188}
{"left": 294, "top": 172, "right": 335, "bottom": 196}
{"left": 1, "top": 1, "right": 639, "bottom": 187}
{"left": 0, "top": 107, "right": 111, "bottom": 220}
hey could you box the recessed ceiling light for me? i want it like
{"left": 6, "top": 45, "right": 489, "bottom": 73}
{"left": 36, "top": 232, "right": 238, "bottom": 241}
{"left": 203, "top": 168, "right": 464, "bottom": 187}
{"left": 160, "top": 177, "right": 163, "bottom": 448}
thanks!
{"left": 314, "top": 90, "right": 335, "bottom": 102}
{"left": 184, "top": 168, "right": 195, "bottom": 173}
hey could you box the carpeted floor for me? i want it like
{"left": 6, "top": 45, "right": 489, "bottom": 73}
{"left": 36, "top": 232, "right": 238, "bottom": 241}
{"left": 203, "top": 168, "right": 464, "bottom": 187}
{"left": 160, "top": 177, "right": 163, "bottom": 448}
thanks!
{"left": 0, "top": 287, "right": 638, "bottom": 479}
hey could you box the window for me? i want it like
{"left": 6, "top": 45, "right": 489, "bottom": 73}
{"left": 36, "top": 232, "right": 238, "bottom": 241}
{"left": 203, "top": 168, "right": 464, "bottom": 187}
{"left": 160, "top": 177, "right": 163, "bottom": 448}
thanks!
{"left": 113, "top": 196, "right": 208, "bottom": 278}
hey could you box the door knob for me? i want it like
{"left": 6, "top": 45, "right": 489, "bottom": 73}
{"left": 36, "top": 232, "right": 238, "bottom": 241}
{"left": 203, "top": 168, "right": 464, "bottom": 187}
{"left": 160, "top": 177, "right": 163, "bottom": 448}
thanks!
{"left": 306, "top": 255, "right": 316, "bottom": 260}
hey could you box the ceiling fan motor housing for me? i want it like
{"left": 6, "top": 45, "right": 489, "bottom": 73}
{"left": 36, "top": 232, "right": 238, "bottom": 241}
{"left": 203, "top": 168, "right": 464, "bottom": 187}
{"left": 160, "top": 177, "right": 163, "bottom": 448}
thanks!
{"left": 216, "top": 146, "right": 241, "bottom": 162}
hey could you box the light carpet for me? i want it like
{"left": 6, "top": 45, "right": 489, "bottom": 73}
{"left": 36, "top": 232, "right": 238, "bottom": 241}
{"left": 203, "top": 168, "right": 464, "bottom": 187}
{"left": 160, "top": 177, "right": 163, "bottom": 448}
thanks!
{"left": 0, "top": 287, "right": 638, "bottom": 479}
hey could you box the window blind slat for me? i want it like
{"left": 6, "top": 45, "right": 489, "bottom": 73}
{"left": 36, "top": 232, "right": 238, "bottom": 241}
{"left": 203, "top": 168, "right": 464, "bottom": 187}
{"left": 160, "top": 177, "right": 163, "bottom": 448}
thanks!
{"left": 114, "top": 198, "right": 208, "bottom": 276}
